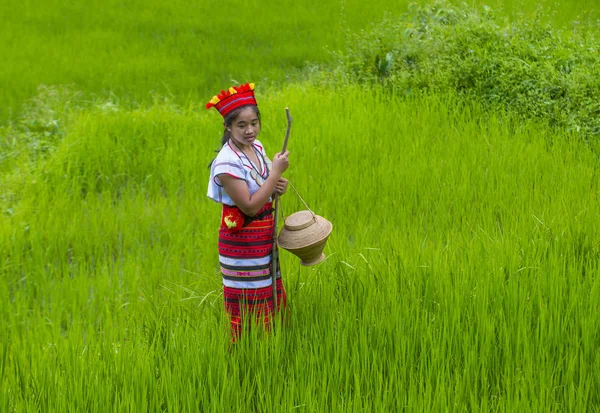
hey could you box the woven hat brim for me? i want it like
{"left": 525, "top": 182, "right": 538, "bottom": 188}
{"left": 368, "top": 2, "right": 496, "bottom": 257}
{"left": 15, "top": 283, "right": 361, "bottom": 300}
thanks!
{"left": 277, "top": 217, "right": 332, "bottom": 250}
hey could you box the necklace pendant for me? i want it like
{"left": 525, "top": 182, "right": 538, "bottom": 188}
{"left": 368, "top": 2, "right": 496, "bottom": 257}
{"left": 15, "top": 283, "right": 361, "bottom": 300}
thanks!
{"left": 250, "top": 169, "right": 265, "bottom": 187}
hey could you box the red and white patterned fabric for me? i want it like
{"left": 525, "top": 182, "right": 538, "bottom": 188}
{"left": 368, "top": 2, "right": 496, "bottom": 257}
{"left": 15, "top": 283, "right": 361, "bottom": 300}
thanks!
{"left": 218, "top": 202, "right": 287, "bottom": 341}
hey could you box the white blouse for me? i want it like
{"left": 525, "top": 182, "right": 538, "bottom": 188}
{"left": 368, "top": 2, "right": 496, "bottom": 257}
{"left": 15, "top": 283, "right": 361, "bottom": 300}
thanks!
{"left": 207, "top": 139, "right": 272, "bottom": 206}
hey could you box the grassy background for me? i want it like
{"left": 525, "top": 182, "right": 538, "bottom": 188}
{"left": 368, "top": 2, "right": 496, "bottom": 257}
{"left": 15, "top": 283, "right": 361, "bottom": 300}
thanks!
{"left": 2, "top": 0, "right": 600, "bottom": 411}
{"left": 1, "top": 0, "right": 407, "bottom": 122}
{"left": 1, "top": 0, "right": 598, "bottom": 122}
{"left": 3, "top": 86, "right": 600, "bottom": 411}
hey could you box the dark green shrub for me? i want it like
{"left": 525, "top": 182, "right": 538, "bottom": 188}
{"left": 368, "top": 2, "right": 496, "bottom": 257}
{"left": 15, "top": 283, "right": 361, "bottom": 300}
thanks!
{"left": 330, "top": 1, "right": 600, "bottom": 138}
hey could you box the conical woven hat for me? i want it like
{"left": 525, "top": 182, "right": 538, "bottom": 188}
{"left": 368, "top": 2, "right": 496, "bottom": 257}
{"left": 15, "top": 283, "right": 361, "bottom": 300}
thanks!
{"left": 278, "top": 210, "right": 333, "bottom": 266}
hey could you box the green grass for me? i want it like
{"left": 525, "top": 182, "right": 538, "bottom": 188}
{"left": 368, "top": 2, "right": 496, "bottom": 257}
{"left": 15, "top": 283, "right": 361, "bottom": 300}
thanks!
{"left": 0, "top": 0, "right": 412, "bottom": 123}
{"left": 2, "top": 0, "right": 598, "bottom": 122}
{"left": 2, "top": 0, "right": 600, "bottom": 411}
{"left": 2, "top": 86, "right": 600, "bottom": 411}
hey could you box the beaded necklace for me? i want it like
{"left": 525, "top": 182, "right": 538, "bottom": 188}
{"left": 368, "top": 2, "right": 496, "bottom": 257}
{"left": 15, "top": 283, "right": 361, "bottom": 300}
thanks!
{"left": 229, "top": 141, "right": 270, "bottom": 187}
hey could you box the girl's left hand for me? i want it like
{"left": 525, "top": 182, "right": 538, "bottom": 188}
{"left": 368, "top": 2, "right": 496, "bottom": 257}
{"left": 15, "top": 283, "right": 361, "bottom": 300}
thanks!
{"left": 275, "top": 178, "right": 288, "bottom": 195}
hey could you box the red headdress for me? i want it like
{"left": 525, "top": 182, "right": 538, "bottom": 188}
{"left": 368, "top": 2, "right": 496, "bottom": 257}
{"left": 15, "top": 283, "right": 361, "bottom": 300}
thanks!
{"left": 205, "top": 82, "right": 257, "bottom": 117}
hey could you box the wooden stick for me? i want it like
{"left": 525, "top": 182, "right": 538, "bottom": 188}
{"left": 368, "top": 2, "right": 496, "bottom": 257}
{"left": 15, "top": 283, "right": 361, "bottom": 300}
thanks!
{"left": 282, "top": 107, "right": 292, "bottom": 153}
{"left": 272, "top": 108, "right": 292, "bottom": 315}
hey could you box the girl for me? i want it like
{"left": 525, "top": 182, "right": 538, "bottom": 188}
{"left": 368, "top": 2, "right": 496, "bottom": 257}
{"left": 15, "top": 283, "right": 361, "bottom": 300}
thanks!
{"left": 206, "top": 83, "right": 290, "bottom": 342}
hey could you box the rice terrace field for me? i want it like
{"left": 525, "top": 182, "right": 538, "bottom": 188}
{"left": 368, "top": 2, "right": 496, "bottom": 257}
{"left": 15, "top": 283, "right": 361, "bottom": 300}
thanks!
{"left": 3, "top": 0, "right": 600, "bottom": 411}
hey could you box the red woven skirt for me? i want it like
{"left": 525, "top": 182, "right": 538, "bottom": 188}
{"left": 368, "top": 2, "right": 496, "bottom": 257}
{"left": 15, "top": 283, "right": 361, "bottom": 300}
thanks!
{"left": 218, "top": 202, "right": 286, "bottom": 341}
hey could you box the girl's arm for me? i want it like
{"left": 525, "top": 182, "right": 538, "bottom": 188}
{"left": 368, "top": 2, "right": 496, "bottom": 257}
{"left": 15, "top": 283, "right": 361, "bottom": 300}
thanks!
{"left": 220, "top": 151, "right": 289, "bottom": 216}
{"left": 274, "top": 178, "right": 288, "bottom": 196}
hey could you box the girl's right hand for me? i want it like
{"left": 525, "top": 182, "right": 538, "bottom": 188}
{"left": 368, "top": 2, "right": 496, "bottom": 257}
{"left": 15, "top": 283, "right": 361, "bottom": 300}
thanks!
{"left": 272, "top": 150, "right": 290, "bottom": 175}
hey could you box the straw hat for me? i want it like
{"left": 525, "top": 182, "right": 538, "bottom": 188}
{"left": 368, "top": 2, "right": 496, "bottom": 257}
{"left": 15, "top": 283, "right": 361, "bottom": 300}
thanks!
{"left": 277, "top": 210, "right": 333, "bottom": 266}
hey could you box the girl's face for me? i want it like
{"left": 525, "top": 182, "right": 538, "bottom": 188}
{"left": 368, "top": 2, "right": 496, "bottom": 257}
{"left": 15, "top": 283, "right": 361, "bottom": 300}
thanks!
{"left": 227, "top": 106, "right": 260, "bottom": 148}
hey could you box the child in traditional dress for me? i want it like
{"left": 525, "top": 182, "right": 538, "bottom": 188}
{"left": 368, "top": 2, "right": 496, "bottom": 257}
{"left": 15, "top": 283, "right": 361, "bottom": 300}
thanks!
{"left": 206, "top": 83, "right": 290, "bottom": 342}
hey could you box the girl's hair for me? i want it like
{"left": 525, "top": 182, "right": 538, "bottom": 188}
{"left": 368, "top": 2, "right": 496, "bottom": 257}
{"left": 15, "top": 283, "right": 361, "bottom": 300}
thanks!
{"left": 209, "top": 105, "right": 261, "bottom": 167}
